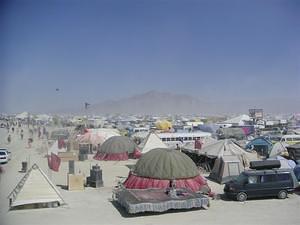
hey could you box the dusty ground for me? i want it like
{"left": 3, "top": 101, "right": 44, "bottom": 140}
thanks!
{"left": 0, "top": 127, "right": 300, "bottom": 225}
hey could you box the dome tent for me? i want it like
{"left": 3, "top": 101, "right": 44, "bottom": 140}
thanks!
{"left": 94, "top": 136, "right": 140, "bottom": 161}
{"left": 123, "top": 148, "right": 210, "bottom": 192}
{"left": 155, "top": 120, "right": 172, "bottom": 131}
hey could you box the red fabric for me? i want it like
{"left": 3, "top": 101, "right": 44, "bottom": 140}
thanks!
{"left": 132, "top": 148, "right": 142, "bottom": 159}
{"left": 48, "top": 153, "right": 61, "bottom": 172}
{"left": 123, "top": 173, "right": 210, "bottom": 192}
{"left": 94, "top": 152, "right": 129, "bottom": 161}
{"left": 194, "top": 140, "right": 202, "bottom": 150}
{"left": 58, "top": 138, "right": 65, "bottom": 149}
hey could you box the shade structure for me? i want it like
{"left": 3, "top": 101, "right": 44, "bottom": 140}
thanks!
{"left": 123, "top": 148, "right": 210, "bottom": 192}
{"left": 76, "top": 128, "right": 120, "bottom": 146}
{"left": 94, "top": 136, "right": 139, "bottom": 161}
{"left": 76, "top": 131, "right": 105, "bottom": 146}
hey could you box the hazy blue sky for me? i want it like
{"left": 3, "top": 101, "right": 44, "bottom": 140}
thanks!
{"left": 1, "top": 0, "right": 300, "bottom": 113}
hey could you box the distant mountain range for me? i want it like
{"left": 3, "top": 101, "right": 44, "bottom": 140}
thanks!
{"left": 68, "top": 90, "right": 300, "bottom": 116}
{"left": 82, "top": 91, "right": 217, "bottom": 115}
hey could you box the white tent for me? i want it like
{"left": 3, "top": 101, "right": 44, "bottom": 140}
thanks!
{"left": 201, "top": 139, "right": 260, "bottom": 183}
{"left": 220, "top": 114, "right": 251, "bottom": 126}
{"left": 139, "top": 132, "right": 168, "bottom": 154}
{"left": 269, "top": 142, "right": 289, "bottom": 158}
{"left": 8, "top": 164, "right": 65, "bottom": 209}
{"left": 15, "top": 112, "right": 30, "bottom": 120}
{"left": 182, "top": 136, "right": 218, "bottom": 151}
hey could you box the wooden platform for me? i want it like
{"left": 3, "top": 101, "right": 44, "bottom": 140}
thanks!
{"left": 115, "top": 187, "right": 209, "bottom": 214}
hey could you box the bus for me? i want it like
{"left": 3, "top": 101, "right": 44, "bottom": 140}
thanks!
{"left": 280, "top": 135, "right": 300, "bottom": 145}
{"left": 157, "top": 132, "right": 212, "bottom": 147}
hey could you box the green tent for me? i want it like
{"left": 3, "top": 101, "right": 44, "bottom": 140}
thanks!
{"left": 134, "top": 148, "right": 199, "bottom": 179}
{"left": 100, "top": 136, "right": 137, "bottom": 154}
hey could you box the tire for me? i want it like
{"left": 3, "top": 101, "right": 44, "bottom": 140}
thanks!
{"left": 278, "top": 190, "right": 288, "bottom": 199}
{"left": 236, "top": 192, "right": 247, "bottom": 202}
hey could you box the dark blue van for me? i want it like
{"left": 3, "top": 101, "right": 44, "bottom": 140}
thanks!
{"left": 224, "top": 168, "right": 298, "bottom": 201}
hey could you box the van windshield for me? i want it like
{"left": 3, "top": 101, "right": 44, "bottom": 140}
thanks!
{"left": 234, "top": 173, "right": 248, "bottom": 184}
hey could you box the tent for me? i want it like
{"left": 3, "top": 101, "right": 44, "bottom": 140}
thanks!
{"left": 216, "top": 127, "right": 246, "bottom": 140}
{"left": 286, "top": 143, "right": 300, "bottom": 161}
{"left": 50, "top": 129, "right": 70, "bottom": 140}
{"left": 8, "top": 164, "right": 65, "bottom": 210}
{"left": 210, "top": 155, "right": 244, "bottom": 184}
{"left": 220, "top": 114, "right": 251, "bottom": 126}
{"left": 123, "top": 148, "right": 210, "bottom": 193}
{"left": 199, "top": 139, "right": 259, "bottom": 184}
{"left": 94, "top": 136, "right": 140, "bottom": 161}
{"left": 245, "top": 137, "right": 273, "bottom": 157}
{"left": 268, "top": 156, "right": 296, "bottom": 169}
{"left": 15, "top": 112, "right": 30, "bottom": 120}
{"left": 269, "top": 142, "right": 289, "bottom": 158}
{"left": 139, "top": 132, "right": 168, "bottom": 154}
{"left": 155, "top": 120, "right": 172, "bottom": 131}
{"left": 76, "top": 128, "right": 120, "bottom": 146}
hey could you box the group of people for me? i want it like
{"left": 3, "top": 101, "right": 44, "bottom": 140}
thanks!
{"left": 6, "top": 124, "right": 48, "bottom": 149}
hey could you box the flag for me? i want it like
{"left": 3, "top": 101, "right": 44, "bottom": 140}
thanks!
{"left": 48, "top": 153, "right": 61, "bottom": 172}
{"left": 179, "top": 137, "right": 184, "bottom": 144}
{"left": 84, "top": 102, "right": 91, "bottom": 110}
{"left": 194, "top": 139, "right": 202, "bottom": 150}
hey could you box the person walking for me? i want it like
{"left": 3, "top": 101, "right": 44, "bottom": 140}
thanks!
{"left": 7, "top": 134, "right": 11, "bottom": 144}
{"left": 20, "top": 129, "right": 24, "bottom": 140}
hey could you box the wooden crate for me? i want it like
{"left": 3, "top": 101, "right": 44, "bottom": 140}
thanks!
{"left": 67, "top": 174, "right": 84, "bottom": 191}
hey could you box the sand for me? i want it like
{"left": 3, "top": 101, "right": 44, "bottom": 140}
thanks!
{"left": 0, "top": 127, "right": 300, "bottom": 225}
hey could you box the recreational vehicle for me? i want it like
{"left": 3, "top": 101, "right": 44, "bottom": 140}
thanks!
{"left": 157, "top": 132, "right": 211, "bottom": 147}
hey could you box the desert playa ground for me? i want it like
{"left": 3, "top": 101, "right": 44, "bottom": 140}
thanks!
{"left": 0, "top": 127, "right": 300, "bottom": 225}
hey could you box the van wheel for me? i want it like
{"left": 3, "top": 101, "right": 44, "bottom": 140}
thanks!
{"left": 278, "top": 190, "right": 287, "bottom": 199}
{"left": 236, "top": 192, "right": 247, "bottom": 202}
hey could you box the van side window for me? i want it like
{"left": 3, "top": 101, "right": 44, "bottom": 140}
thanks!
{"left": 277, "top": 174, "right": 290, "bottom": 181}
{"left": 248, "top": 176, "right": 257, "bottom": 184}
{"left": 260, "top": 174, "right": 276, "bottom": 183}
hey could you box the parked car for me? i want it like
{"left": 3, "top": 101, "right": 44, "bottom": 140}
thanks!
{"left": 224, "top": 168, "right": 298, "bottom": 201}
{"left": 0, "top": 148, "right": 9, "bottom": 164}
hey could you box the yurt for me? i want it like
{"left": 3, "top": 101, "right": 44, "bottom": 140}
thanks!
{"left": 123, "top": 148, "right": 210, "bottom": 193}
{"left": 94, "top": 136, "right": 141, "bottom": 161}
